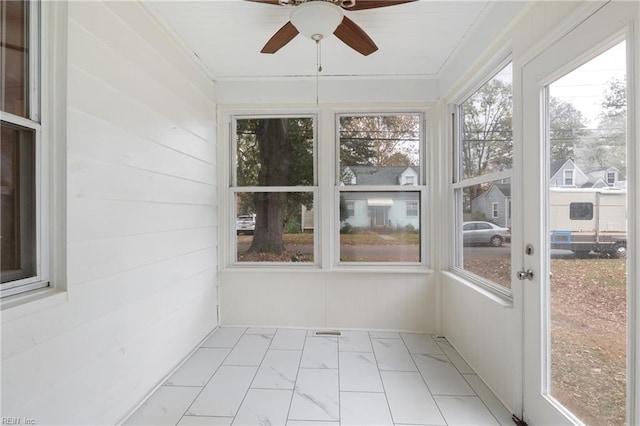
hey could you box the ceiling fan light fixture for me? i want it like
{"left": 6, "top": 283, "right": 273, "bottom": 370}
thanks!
{"left": 290, "top": 1, "right": 344, "bottom": 40}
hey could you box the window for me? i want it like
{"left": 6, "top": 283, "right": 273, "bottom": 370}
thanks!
{"left": 564, "top": 169, "right": 574, "bottom": 186}
{"left": 232, "top": 116, "right": 316, "bottom": 263}
{"left": 569, "top": 202, "right": 593, "bottom": 220}
{"left": 607, "top": 171, "right": 616, "bottom": 185}
{"left": 492, "top": 202, "right": 499, "bottom": 218}
{"left": 454, "top": 61, "right": 513, "bottom": 292}
{"left": 338, "top": 114, "right": 424, "bottom": 263}
{"left": 406, "top": 200, "right": 418, "bottom": 217}
{"left": 1, "top": 1, "right": 47, "bottom": 298}
{"left": 345, "top": 201, "right": 355, "bottom": 217}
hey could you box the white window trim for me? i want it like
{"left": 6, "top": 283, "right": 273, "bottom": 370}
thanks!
{"left": 1, "top": 1, "right": 47, "bottom": 299}
{"left": 492, "top": 202, "right": 499, "bottom": 218}
{"left": 2, "top": 1, "right": 67, "bottom": 307}
{"left": 335, "top": 112, "right": 428, "bottom": 267}
{"left": 452, "top": 55, "right": 514, "bottom": 299}
{"left": 228, "top": 114, "right": 319, "bottom": 267}
{"left": 220, "top": 108, "right": 431, "bottom": 272}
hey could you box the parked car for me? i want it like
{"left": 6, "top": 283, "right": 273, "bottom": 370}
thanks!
{"left": 463, "top": 221, "right": 510, "bottom": 247}
{"left": 236, "top": 214, "right": 256, "bottom": 235}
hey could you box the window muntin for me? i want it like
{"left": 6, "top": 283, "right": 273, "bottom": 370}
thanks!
{"left": 337, "top": 114, "right": 424, "bottom": 264}
{"left": 232, "top": 116, "right": 316, "bottom": 264}
{"left": 1, "top": 1, "right": 45, "bottom": 298}
{"left": 454, "top": 61, "right": 513, "bottom": 293}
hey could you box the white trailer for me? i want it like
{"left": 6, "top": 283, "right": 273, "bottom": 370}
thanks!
{"left": 549, "top": 188, "right": 627, "bottom": 258}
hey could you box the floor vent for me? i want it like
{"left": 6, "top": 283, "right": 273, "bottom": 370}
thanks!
{"left": 314, "top": 330, "right": 342, "bottom": 337}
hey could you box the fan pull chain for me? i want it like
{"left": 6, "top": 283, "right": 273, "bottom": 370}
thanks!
{"left": 315, "top": 38, "right": 322, "bottom": 105}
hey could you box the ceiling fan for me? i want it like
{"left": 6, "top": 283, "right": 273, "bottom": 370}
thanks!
{"left": 247, "top": 0, "right": 416, "bottom": 56}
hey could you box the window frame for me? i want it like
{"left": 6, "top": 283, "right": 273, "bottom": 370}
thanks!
{"left": 229, "top": 113, "right": 319, "bottom": 266}
{"left": 451, "top": 56, "right": 514, "bottom": 297}
{"left": 492, "top": 202, "right": 499, "bottom": 218}
{"left": 334, "top": 112, "right": 428, "bottom": 267}
{"left": 406, "top": 200, "right": 419, "bottom": 217}
{"left": 564, "top": 169, "right": 574, "bottom": 186}
{"left": 1, "top": 1, "right": 49, "bottom": 299}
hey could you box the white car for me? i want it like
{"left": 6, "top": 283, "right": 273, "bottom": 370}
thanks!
{"left": 463, "top": 221, "right": 510, "bottom": 247}
{"left": 236, "top": 214, "right": 256, "bottom": 235}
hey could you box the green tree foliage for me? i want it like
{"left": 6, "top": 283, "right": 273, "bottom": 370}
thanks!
{"left": 339, "top": 115, "right": 419, "bottom": 167}
{"left": 461, "top": 79, "right": 513, "bottom": 181}
{"left": 584, "top": 77, "right": 627, "bottom": 175}
{"left": 235, "top": 118, "right": 314, "bottom": 254}
{"left": 549, "top": 97, "right": 588, "bottom": 161}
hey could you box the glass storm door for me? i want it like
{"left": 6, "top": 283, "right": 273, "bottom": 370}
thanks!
{"left": 522, "top": 2, "right": 633, "bottom": 424}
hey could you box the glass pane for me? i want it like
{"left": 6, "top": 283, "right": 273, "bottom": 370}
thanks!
{"left": 459, "top": 181, "right": 511, "bottom": 289}
{"left": 339, "top": 191, "right": 420, "bottom": 262}
{"left": 547, "top": 41, "right": 627, "bottom": 425}
{"left": 236, "top": 117, "right": 314, "bottom": 187}
{"left": 460, "top": 63, "right": 513, "bottom": 180}
{"left": 339, "top": 115, "right": 420, "bottom": 185}
{"left": 1, "top": 0, "right": 29, "bottom": 117}
{"left": 235, "top": 192, "right": 314, "bottom": 263}
{"left": 1, "top": 121, "right": 36, "bottom": 283}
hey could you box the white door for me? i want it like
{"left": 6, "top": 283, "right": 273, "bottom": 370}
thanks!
{"left": 522, "top": 2, "right": 635, "bottom": 424}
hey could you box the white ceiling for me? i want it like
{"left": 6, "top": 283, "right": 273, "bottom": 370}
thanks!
{"left": 147, "top": 0, "right": 507, "bottom": 82}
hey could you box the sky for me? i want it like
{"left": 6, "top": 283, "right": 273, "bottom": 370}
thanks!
{"left": 550, "top": 41, "right": 627, "bottom": 128}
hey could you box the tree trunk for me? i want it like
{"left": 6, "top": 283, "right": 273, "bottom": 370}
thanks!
{"left": 247, "top": 118, "right": 292, "bottom": 254}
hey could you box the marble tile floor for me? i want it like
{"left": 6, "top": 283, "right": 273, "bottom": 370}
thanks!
{"left": 123, "top": 327, "right": 513, "bottom": 426}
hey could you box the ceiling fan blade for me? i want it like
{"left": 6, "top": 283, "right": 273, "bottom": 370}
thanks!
{"left": 345, "top": 0, "right": 416, "bottom": 11}
{"left": 334, "top": 16, "right": 378, "bottom": 56}
{"left": 261, "top": 21, "right": 299, "bottom": 54}
{"left": 245, "top": 0, "right": 282, "bottom": 5}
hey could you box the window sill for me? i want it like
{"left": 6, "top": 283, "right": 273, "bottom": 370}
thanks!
{"left": 442, "top": 271, "right": 513, "bottom": 308}
{"left": 1, "top": 287, "right": 68, "bottom": 322}
{"left": 222, "top": 265, "right": 433, "bottom": 275}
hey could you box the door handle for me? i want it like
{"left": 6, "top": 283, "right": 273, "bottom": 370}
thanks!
{"left": 517, "top": 269, "right": 534, "bottom": 281}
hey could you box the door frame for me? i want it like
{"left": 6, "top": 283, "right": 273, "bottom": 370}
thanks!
{"left": 520, "top": 2, "right": 638, "bottom": 424}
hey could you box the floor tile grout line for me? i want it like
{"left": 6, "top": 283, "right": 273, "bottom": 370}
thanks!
{"left": 369, "top": 331, "right": 396, "bottom": 425}
{"left": 460, "top": 374, "right": 505, "bottom": 426}
{"left": 436, "top": 340, "right": 471, "bottom": 375}
{"left": 433, "top": 338, "right": 502, "bottom": 423}
{"left": 229, "top": 328, "right": 280, "bottom": 424}
{"left": 403, "top": 334, "right": 449, "bottom": 425}
{"left": 175, "top": 327, "right": 247, "bottom": 425}
{"left": 134, "top": 328, "right": 510, "bottom": 426}
{"left": 285, "top": 328, "right": 310, "bottom": 424}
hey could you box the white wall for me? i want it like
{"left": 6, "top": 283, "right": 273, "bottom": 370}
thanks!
{"left": 221, "top": 271, "right": 436, "bottom": 332}
{"left": 0, "top": 2, "right": 218, "bottom": 425}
